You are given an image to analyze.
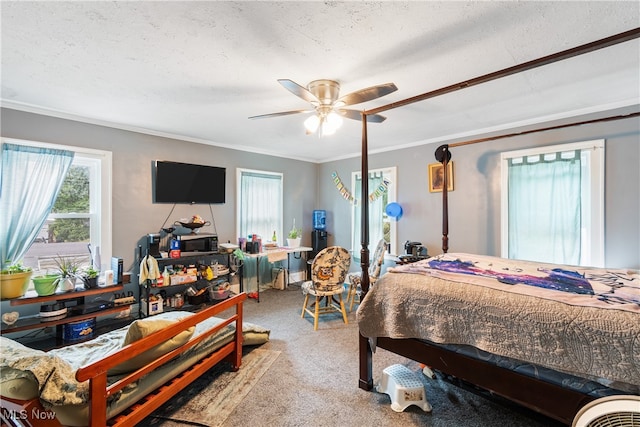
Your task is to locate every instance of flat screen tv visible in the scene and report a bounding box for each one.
[153,160,226,204]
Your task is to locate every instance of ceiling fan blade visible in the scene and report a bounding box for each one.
[338,109,387,123]
[248,109,312,120]
[336,83,398,106]
[278,79,320,105]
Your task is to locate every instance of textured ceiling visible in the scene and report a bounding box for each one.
[2,1,639,163]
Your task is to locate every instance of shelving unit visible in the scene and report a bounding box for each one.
[140,251,242,317]
[1,283,135,349]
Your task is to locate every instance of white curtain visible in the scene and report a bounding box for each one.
[353,172,385,259]
[238,171,282,289]
[239,171,282,242]
[0,143,74,268]
[508,151,581,264]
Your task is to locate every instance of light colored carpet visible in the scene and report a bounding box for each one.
[142,286,565,427]
[141,348,280,426]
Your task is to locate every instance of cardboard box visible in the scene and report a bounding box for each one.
[142,297,163,316]
[170,274,197,285]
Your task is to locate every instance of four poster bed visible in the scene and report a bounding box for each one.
[356,28,640,425]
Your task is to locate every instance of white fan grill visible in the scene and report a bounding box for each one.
[587,412,639,427]
[572,396,640,427]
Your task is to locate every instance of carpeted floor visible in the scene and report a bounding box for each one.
[141,284,566,427]
[142,348,281,427]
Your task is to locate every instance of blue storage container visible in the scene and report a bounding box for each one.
[63,318,96,343]
[313,210,326,230]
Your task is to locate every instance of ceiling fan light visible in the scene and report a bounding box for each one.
[304,114,320,132]
[326,111,343,128]
[319,112,342,136]
[321,121,337,136]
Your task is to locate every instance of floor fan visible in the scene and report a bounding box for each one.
[572,395,640,427]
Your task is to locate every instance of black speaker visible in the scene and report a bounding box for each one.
[147,233,161,258]
[308,230,328,280]
[311,230,327,256]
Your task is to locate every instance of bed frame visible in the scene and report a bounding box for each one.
[1,292,246,427]
[359,337,595,425]
[357,28,640,426]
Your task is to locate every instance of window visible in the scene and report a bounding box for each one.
[351,167,397,258]
[16,140,112,276]
[500,140,604,267]
[236,169,283,245]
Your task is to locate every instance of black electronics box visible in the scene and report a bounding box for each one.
[70,299,114,315]
[111,257,123,284]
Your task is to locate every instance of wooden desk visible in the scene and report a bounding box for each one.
[243,246,313,302]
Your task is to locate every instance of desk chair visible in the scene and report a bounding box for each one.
[301,246,351,330]
[346,239,387,312]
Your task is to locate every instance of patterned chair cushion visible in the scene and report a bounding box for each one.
[348,239,387,288]
[303,246,351,294]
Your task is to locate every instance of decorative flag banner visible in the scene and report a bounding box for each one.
[331,171,390,205]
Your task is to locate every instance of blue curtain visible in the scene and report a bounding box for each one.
[0,143,74,268]
[508,152,581,264]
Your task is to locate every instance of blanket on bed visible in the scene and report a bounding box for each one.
[357,253,640,392]
[0,313,269,407]
[394,253,640,313]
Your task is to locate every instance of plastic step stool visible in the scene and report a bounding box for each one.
[376,364,432,413]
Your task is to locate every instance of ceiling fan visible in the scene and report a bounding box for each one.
[249,79,398,137]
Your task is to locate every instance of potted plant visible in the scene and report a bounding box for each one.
[80,265,100,289]
[53,255,81,292]
[0,260,33,299]
[32,273,60,296]
[286,219,302,248]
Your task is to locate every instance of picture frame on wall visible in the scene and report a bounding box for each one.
[428,162,454,192]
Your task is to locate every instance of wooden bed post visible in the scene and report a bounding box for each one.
[435,145,451,254]
[359,113,371,295]
[358,112,374,391]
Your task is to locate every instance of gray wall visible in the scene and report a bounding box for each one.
[2,108,638,341]
[1,108,318,291]
[2,108,639,275]
[320,115,640,269]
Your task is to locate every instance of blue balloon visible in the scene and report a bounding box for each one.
[385,202,403,219]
